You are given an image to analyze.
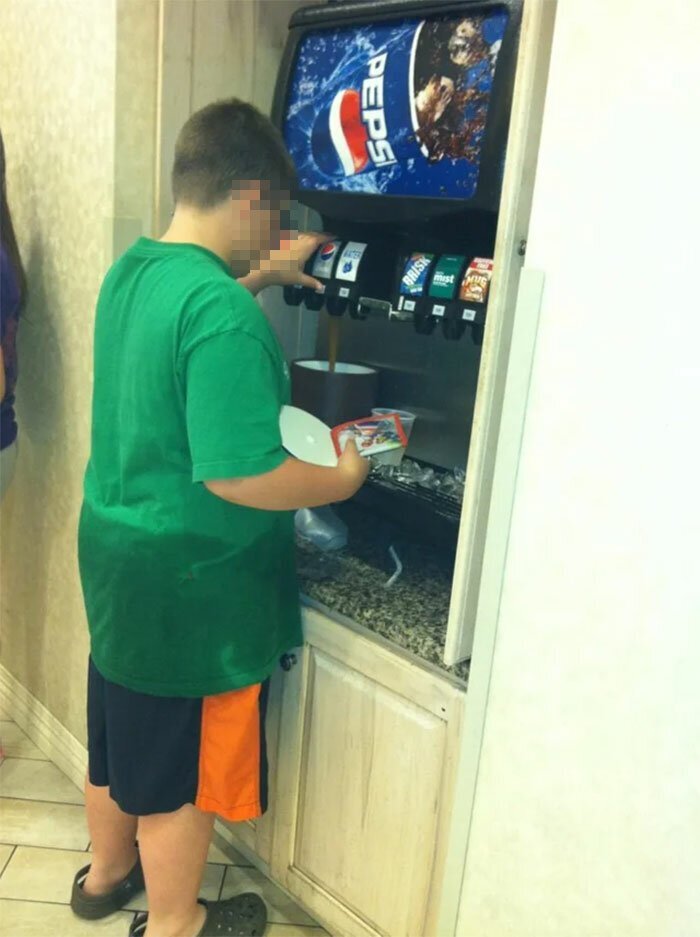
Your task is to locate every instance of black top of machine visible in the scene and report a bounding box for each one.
[272,0,523,224]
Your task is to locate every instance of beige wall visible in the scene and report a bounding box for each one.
[156,0,307,358]
[114,0,160,244]
[458,1,700,934]
[0,0,117,741]
[156,0,299,232]
[0,0,160,743]
[0,0,300,742]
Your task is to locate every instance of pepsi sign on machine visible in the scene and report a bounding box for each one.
[273,0,522,473]
[276,0,520,341]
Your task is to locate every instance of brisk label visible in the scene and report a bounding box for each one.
[404,256,431,285]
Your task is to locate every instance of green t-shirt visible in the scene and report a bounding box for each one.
[79,238,302,697]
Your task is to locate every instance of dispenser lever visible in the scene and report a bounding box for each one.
[358,296,392,316]
[388,307,415,323]
[357,296,412,322]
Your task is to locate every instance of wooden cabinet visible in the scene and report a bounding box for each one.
[270,608,465,937]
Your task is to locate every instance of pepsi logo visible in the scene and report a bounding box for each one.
[320,242,337,259]
[329,89,370,176]
[311,53,397,178]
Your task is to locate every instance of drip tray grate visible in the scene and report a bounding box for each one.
[366,474,463,525]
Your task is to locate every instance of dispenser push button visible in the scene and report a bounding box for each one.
[304,239,345,311]
[397,252,435,319]
[311,239,343,281]
[399,252,434,297]
[335,241,368,282]
[458,258,494,344]
[323,240,370,316]
[459,258,493,305]
[428,255,465,301]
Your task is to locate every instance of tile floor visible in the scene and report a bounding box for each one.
[0,716,329,937]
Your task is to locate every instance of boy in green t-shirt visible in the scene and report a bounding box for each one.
[71,100,368,937]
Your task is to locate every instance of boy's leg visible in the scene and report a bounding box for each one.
[139,804,214,937]
[82,777,139,896]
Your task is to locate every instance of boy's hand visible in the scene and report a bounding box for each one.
[337,438,370,498]
[244,232,332,294]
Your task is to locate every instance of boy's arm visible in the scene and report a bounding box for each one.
[186,326,369,510]
[205,440,368,511]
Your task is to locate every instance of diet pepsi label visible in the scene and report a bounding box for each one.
[311,239,342,280]
[335,241,368,283]
[400,253,434,296]
[283,13,508,198]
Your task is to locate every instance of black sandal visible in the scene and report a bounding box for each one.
[71,858,145,920]
[129,894,267,937]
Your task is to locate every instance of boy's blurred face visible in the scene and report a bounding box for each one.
[229,182,291,272]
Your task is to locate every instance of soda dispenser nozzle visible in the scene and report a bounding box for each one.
[325,296,346,317]
[283,284,304,307]
[413,312,437,335]
[442,313,467,341]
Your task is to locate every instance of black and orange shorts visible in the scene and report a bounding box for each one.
[87,659,269,822]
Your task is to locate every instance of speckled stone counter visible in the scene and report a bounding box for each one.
[296,503,470,684]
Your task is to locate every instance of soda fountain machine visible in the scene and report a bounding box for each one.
[272,0,523,545]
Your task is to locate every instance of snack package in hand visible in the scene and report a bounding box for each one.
[331,414,408,459]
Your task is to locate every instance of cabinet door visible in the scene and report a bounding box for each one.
[272,609,464,937]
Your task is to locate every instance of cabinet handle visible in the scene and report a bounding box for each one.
[280,653,297,671]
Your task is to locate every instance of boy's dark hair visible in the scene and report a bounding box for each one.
[172,99,296,209]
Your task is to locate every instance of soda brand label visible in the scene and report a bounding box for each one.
[429,255,466,300]
[336,241,368,282]
[460,258,494,304]
[312,240,342,279]
[400,253,434,296]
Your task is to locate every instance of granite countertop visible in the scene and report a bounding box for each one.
[296,503,470,684]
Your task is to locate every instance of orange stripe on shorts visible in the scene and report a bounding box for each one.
[195,682,263,823]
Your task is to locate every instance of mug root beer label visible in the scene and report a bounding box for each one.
[459,258,494,304]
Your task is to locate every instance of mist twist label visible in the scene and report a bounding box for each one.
[429,255,466,299]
